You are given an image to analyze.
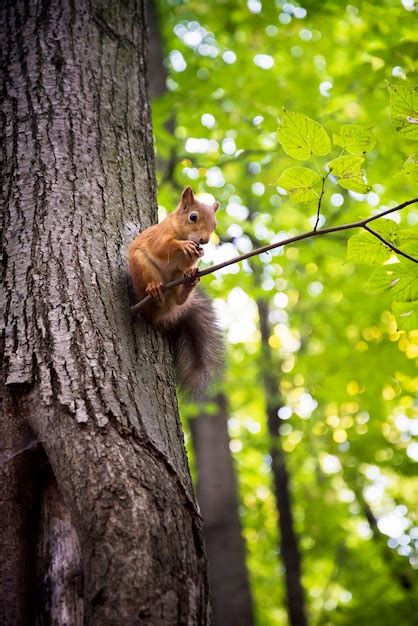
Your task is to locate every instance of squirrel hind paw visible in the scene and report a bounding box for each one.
[183,268,200,286]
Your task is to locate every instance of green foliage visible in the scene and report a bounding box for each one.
[278,110,331,160]
[333,125,376,155]
[346,234,385,265]
[154,1,418,625]
[389,83,418,140]
[277,166,322,204]
[328,155,370,193]
[346,221,401,265]
[367,257,418,302]
[392,301,418,331]
[397,154,418,182]
[272,107,415,330]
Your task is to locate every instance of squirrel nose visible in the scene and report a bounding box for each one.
[199,237,209,245]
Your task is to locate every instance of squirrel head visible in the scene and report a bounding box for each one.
[174,187,219,245]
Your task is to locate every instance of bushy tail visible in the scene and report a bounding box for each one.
[168,291,224,400]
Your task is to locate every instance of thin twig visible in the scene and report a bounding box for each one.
[314,171,330,231]
[130,197,418,314]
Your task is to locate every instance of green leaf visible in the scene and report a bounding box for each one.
[389,83,418,140]
[347,220,400,265]
[401,239,418,259]
[328,155,370,193]
[366,259,418,301]
[333,125,376,155]
[395,154,418,182]
[347,235,390,266]
[393,301,418,331]
[278,110,331,160]
[277,166,322,203]
[398,228,418,245]
[371,219,401,239]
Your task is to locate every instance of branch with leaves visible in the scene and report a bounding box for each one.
[136,84,418,328]
[131,197,418,315]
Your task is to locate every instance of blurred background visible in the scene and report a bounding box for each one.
[149,1,418,625]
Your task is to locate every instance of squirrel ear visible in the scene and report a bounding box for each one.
[181,186,194,210]
[212,201,219,212]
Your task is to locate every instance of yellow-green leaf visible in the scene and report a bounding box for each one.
[392,301,418,331]
[333,125,376,155]
[328,155,370,193]
[389,83,418,140]
[395,154,418,182]
[366,259,418,302]
[398,228,418,246]
[347,220,400,265]
[278,110,331,160]
[277,166,322,204]
[347,233,391,265]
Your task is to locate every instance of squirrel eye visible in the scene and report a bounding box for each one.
[189,212,198,223]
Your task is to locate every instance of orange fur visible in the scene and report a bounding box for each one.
[128,187,223,398]
[128,187,218,326]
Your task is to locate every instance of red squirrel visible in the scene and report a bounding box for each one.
[128,187,224,398]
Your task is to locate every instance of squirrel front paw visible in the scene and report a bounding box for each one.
[180,240,202,259]
[145,281,164,302]
[183,268,200,287]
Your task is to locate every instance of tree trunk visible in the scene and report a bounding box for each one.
[147,0,167,99]
[346,473,414,592]
[257,300,308,626]
[146,0,177,189]
[0,1,210,624]
[190,394,254,626]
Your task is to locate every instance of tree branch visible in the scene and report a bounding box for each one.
[130,197,418,315]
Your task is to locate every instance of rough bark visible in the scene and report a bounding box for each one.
[0,1,210,624]
[190,394,254,626]
[257,300,308,626]
[34,472,84,625]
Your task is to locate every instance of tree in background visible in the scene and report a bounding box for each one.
[191,394,254,626]
[153,1,418,625]
[0,1,210,623]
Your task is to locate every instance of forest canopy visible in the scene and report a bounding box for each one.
[153,1,417,625]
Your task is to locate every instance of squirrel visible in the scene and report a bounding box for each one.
[128,186,224,399]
